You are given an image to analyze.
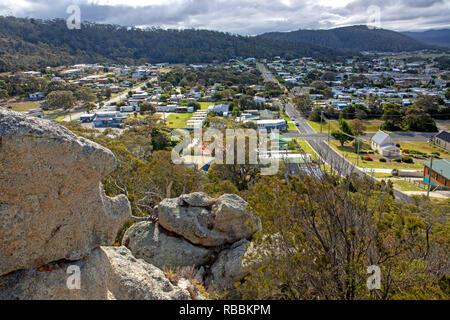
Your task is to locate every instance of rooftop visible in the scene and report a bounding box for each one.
[424,159,450,180]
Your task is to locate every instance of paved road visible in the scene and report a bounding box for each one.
[256,64,414,203]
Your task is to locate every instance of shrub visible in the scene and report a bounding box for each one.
[364,155,374,161]
[402,156,414,164]
[394,158,402,163]
[431,152,441,157]
[402,149,410,154]
[379,158,387,162]
[396,143,401,148]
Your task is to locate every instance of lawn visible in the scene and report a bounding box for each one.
[281,113,292,122]
[296,139,319,160]
[327,140,425,169]
[198,102,213,110]
[287,122,297,131]
[307,119,383,134]
[166,113,193,129]
[6,101,41,112]
[391,180,425,192]
[398,141,450,158]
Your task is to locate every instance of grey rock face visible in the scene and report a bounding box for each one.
[207,240,250,292]
[0,246,190,300]
[177,192,215,207]
[158,194,261,247]
[0,109,131,276]
[123,221,214,269]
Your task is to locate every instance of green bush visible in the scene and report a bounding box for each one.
[402,156,414,164]
[394,158,402,163]
[379,158,387,162]
[431,152,441,157]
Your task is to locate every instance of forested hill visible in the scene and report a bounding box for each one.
[0,16,348,72]
[402,29,450,48]
[260,25,440,52]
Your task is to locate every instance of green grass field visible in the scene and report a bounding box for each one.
[198,102,212,110]
[287,122,297,131]
[166,113,193,129]
[6,101,41,112]
[307,119,383,134]
[398,141,450,158]
[391,180,425,192]
[281,113,292,122]
[327,140,425,169]
[296,139,319,160]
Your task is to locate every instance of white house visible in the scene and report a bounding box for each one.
[371,131,401,158]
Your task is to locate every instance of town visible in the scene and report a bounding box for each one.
[2,52,449,200]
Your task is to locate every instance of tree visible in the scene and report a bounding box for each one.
[237,174,449,300]
[75,87,96,104]
[402,107,438,132]
[308,107,322,122]
[293,95,313,117]
[139,102,156,114]
[332,119,354,147]
[46,90,75,110]
[350,119,367,136]
[381,104,404,131]
[414,95,440,114]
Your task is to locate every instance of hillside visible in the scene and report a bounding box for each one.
[0,16,348,72]
[260,25,438,52]
[402,29,450,48]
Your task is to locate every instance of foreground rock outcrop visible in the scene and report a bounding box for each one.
[0,109,131,276]
[158,193,262,247]
[0,109,261,299]
[124,192,262,295]
[0,246,190,300]
[123,221,214,269]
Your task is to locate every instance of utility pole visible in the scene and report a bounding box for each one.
[320,110,324,134]
[356,137,361,167]
[427,155,435,200]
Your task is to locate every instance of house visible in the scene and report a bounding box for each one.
[29,92,45,101]
[93,111,128,128]
[255,119,287,132]
[432,131,450,152]
[207,104,229,116]
[423,159,450,188]
[371,131,401,157]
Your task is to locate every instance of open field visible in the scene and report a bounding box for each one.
[327,140,426,169]
[166,113,193,129]
[198,102,212,110]
[307,119,383,134]
[5,100,41,112]
[399,141,450,158]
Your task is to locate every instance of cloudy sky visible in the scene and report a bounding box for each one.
[0,0,449,34]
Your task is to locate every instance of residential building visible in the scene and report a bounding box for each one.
[432,131,450,152]
[423,159,450,188]
[371,130,401,157]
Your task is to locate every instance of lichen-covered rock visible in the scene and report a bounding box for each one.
[0,109,131,276]
[177,192,215,207]
[207,239,250,292]
[158,193,261,247]
[123,221,214,269]
[0,246,190,300]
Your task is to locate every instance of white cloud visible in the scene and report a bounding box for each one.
[1,0,449,33]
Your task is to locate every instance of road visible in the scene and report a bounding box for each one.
[258,64,414,203]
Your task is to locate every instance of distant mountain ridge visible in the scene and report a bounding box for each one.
[402,29,450,48]
[260,25,440,52]
[0,16,348,72]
